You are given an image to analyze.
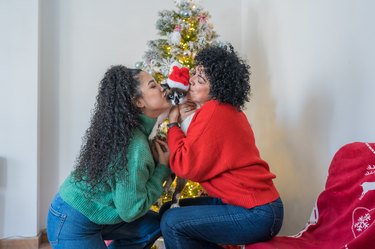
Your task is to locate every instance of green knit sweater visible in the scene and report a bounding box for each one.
[59,114,170,224]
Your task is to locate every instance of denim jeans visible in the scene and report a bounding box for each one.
[47,193,161,249]
[160,197,283,249]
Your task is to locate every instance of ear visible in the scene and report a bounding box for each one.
[161,83,170,90]
[135,97,145,109]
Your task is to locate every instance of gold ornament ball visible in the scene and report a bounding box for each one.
[153,72,165,84]
[180,42,189,50]
[163,45,172,54]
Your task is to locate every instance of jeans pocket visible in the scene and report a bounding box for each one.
[47,205,67,246]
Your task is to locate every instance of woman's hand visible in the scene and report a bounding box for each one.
[168,106,180,123]
[179,101,197,122]
[154,139,170,167]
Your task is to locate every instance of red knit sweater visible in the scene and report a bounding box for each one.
[167,100,280,208]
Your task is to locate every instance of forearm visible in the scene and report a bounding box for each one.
[167,127,207,181]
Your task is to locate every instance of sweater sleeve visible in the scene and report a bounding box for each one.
[167,102,228,182]
[112,134,171,223]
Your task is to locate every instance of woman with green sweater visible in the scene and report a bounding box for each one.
[46,65,171,249]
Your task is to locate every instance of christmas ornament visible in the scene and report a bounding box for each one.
[134,61,143,69]
[179,9,192,18]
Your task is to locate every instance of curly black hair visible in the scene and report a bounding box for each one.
[72,65,142,193]
[195,44,251,110]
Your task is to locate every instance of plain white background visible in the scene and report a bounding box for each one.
[1,0,375,239]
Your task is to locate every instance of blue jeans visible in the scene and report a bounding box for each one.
[47,193,161,249]
[160,197,283,249]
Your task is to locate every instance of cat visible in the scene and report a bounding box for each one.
[148,83,188,141]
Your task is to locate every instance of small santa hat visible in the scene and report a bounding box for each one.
[166,66,190,91]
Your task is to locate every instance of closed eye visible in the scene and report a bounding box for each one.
[148,80,157,88]
[197,75,207,84]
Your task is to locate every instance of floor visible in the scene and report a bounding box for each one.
[40,242,51,249]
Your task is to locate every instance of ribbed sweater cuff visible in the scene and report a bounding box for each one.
[154,163,171,181]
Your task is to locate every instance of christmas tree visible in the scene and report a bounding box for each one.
[136,0,221,83]
[136,0,222,211]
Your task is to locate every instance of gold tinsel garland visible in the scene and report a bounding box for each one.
[150,120,207,212]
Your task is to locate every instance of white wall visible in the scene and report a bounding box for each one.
[242,0,375,234]
[0,0,39,238]
[2,0,375,239]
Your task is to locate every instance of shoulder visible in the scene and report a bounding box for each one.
[197,100,237,117]
[192,100,247,133]
[188,100,236,132]
[126,129,154,168]
[127,128,150,154]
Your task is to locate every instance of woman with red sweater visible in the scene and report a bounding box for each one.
[160,44,284,248]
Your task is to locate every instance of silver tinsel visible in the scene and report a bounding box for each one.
[168,31,181,45]
[156,10,175,34]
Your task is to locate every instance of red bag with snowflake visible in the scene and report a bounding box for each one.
[246,142,375,249]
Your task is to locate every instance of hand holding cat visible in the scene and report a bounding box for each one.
[154,139,170,166]
[168,105,180,123]
[179,101,196,122]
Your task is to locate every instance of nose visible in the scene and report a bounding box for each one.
[189,76,196,86]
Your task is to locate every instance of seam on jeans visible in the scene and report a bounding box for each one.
[175,213,241,229]
[167,217,231,249]
[49,205,67,246]
[165,214,225,248]
[164,219,184,249]
[269,203,277,237]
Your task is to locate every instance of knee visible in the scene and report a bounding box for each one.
[160,208,180,236]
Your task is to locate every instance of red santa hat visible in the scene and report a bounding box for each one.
[166,66,190,91]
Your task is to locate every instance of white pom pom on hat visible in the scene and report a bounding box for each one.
[166,66,190,91]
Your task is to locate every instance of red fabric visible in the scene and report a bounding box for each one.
[167,100,279,209]
[221,246,242,249]
[246,142,375,249]
[167,66,190,90]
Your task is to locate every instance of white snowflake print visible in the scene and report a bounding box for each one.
[354,213,371,232]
